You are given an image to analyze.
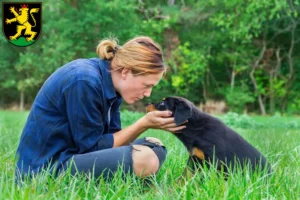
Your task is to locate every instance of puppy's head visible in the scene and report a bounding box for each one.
[146,96,192,125]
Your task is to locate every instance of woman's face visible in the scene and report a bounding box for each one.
[115,69,164,104]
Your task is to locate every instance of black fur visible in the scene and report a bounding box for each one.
[151,96,271,175]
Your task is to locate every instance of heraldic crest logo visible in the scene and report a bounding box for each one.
[2,2,42,47]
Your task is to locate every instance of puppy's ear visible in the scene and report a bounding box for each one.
[174,101,192,125]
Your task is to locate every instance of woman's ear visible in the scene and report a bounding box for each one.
[121,68,131,80]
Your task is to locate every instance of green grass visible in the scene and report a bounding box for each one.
[0,110,299,199]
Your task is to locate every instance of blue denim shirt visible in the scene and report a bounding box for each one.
[16,58,122,176]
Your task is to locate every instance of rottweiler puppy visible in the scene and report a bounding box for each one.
[146,96,271,177]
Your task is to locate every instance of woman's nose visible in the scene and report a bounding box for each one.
[143,88,152,97]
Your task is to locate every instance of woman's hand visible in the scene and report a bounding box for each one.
[138,111,187,133]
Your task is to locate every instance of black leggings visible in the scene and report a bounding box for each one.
[60,137,167,179]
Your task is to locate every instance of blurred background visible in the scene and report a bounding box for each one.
[0,0,299,115]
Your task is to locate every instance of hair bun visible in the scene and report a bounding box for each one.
[96,39,118,60]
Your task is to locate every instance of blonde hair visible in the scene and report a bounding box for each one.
[96,36,166,75]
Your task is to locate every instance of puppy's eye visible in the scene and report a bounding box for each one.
[159,101,166,107]
[158,101,167,111]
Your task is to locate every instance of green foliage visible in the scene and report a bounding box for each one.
[208,0,292,43]
[288,99,300,115]
[221,86,255,113]
[168,42,208,102]
[1,0,300,115]
[220,112,262,129]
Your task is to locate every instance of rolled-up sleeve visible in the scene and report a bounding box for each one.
[64,80,114,153]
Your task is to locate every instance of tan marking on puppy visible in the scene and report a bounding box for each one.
[192,147,205,160]
[146,104,157,113]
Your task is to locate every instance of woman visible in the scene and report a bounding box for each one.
[16,36,186,181]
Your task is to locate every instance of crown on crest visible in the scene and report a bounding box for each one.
[21,4,28,8]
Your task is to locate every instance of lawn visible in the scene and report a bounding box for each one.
[0,110,299,199]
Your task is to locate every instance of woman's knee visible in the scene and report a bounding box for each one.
[132,145,159,177]
[132,141,167,177]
